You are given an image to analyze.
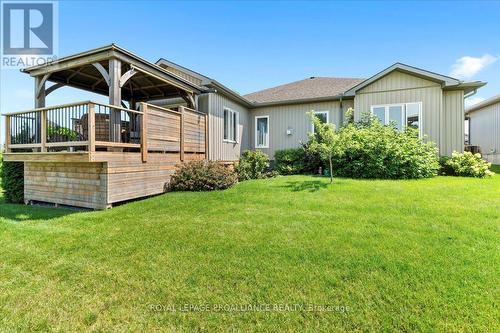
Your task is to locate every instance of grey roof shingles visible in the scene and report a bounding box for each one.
[244,77,365,104]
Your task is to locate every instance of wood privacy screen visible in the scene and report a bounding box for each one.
[140,103,207,161]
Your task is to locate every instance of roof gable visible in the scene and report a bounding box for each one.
[357,70,442,94]
[344,63,461,96]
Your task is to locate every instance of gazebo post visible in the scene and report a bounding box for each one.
[109,58,122,142]
[34,75,46,146]
[34,75,46,108]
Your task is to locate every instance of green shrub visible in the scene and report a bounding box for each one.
[0,158,24,203]
[265,170,280,178]
[274,148,307,175]
[441,151,494,178]
[309,115,440,179]
[47,126,79,142]
[273,146,326,175]
[439,156,455,176]
[170,160,237,191]
[300,142,326,174]
[343,107,355,125]
[235,150,271,180]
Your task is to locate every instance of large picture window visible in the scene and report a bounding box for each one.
[255,116,269,148]
[223,107,238,142]
[370,102,422,136]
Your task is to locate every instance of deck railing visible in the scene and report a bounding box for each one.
[4,101,143,153]
[4,101,208,161]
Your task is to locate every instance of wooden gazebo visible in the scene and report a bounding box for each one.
[3,44,209,209]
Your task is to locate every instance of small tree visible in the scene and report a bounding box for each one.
[343,107,354,125]
[307,112,340,183]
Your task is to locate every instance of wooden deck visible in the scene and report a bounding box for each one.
[3,101,207,209]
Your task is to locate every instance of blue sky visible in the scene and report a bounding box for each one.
[1,0,500,140]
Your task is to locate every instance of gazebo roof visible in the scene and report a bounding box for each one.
[22,44,205,102]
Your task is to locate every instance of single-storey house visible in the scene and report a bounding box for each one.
[2,44,486,208]
[156,58,485,159]
[465,94,500,164]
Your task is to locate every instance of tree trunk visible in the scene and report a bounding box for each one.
[329,154,333,183]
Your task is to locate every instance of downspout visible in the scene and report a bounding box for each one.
[339,93,343,125]
[201,89,216,161]
[464,88,478,99]
[463,89,477,148]
[463,88,478,119]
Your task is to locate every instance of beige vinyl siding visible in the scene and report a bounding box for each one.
[206,93,250,161]
[163,66,203,86]
[353,70,464,155]
[359,70,441,93]
[442,90,465,155]
[250,100,352,158]
[468,101,500,164]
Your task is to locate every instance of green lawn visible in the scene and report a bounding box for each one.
[0,170,499,332]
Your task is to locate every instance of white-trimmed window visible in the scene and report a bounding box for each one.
[370,102,422,136]
[255,115,269,148]
[223,107,238,142]
[311,111,329,133]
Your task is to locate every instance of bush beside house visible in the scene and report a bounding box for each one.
[0,158,24,203]
[328,117,440,179]
[300,142,326,174]
[278,112,441,180]
[273,113,496,180]
[169,160,237,191]
[273,145,325,175]
[440,152,494,178]
[235,150,276,180]
[273,148,307,175]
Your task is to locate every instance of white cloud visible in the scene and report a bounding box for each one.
[450,54,497,79]
[465,96,485,108]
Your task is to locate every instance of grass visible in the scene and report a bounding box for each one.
[0,170,499,332]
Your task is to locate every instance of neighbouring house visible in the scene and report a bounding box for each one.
[2,44,486,209]
[465,94,500,164]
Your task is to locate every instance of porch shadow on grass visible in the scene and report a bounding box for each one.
[282,179,329,192]
[0,199,77,222]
